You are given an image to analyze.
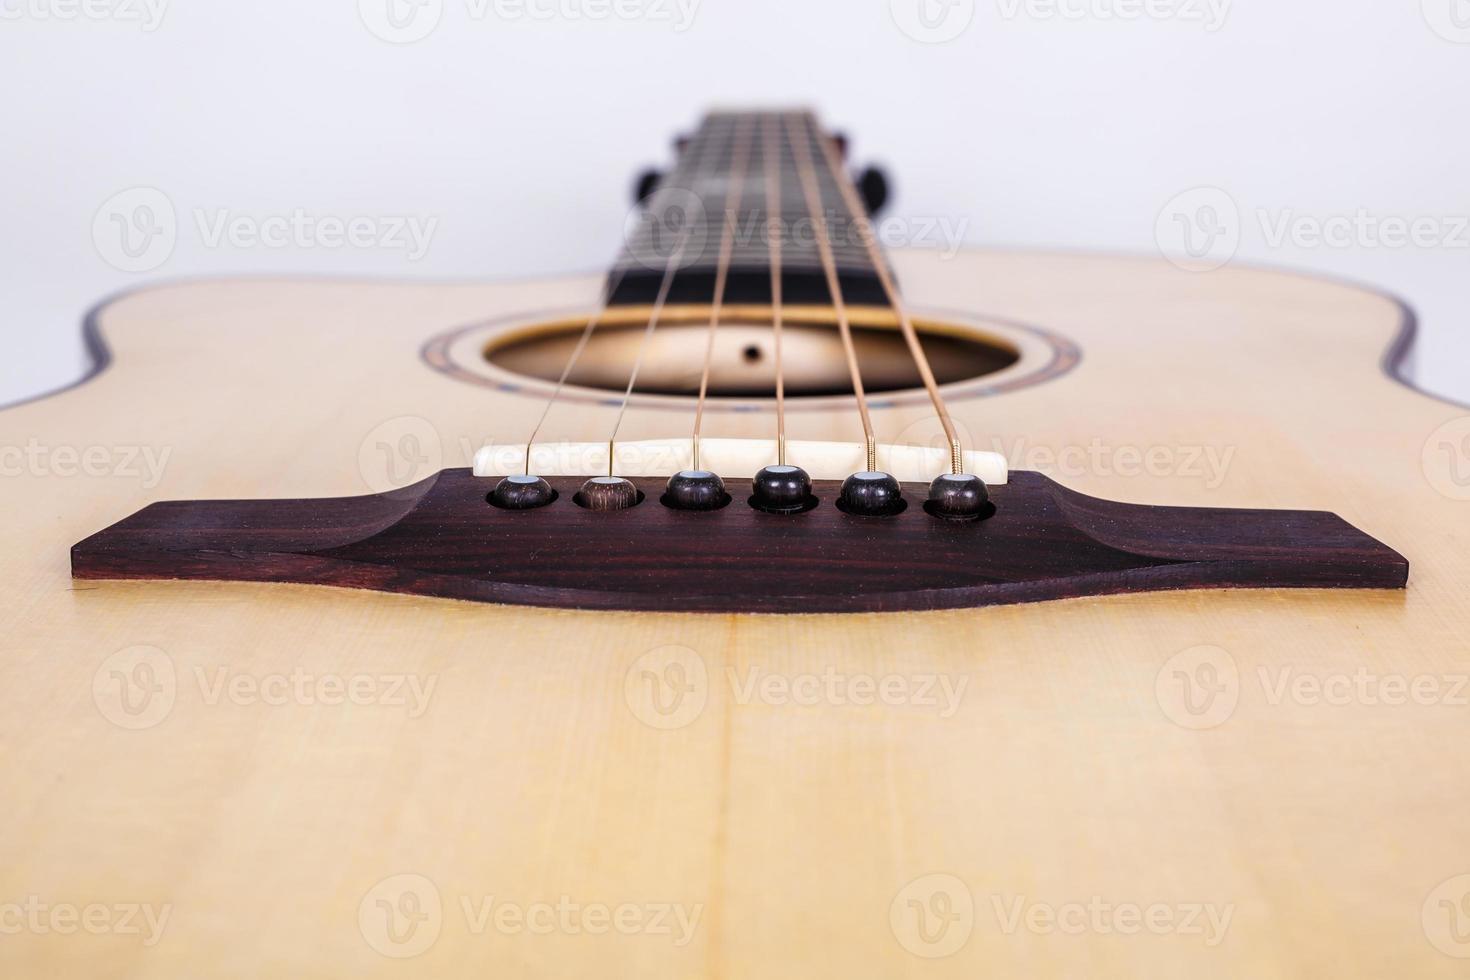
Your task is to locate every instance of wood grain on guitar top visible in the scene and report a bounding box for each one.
[2,250,1468,978]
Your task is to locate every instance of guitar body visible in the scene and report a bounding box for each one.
[4,248,1467,977]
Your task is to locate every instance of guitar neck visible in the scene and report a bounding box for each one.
[608,109,889,307]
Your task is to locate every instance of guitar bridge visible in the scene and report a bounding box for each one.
[71,470,1408,613]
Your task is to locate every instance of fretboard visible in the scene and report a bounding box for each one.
[607,110,889,307]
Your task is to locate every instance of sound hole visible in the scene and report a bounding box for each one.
[482,307,1020,399]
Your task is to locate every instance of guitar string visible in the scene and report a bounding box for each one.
[524,112,932,481]
[784,110,878,473]
[604,116,730,475]
[762,113,788,466]
[520,266,629,475]
[812,125,968,475]
[521,117,723,476]
[689,113,755,472]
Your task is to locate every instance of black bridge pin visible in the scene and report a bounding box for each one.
[488,474,556,510]
[576,476,641,511]
[662,470,731,511]
[925,473,990,521]
[837,471,906,517]
[750,464,817,514]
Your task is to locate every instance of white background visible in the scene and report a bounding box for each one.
[1,0,1467,406]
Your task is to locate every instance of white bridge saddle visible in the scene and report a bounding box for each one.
[472,439,1009,484]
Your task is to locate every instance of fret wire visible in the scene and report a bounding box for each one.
[784,111,878,472]
[812,122,967,475]
[604,115,731,474]
[690,113,755,472]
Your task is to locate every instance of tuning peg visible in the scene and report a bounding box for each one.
[831,131,850,159]
[856,165,890,216]
[633,169,663,206]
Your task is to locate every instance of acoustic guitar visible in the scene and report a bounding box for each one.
[4,109,1467,977]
